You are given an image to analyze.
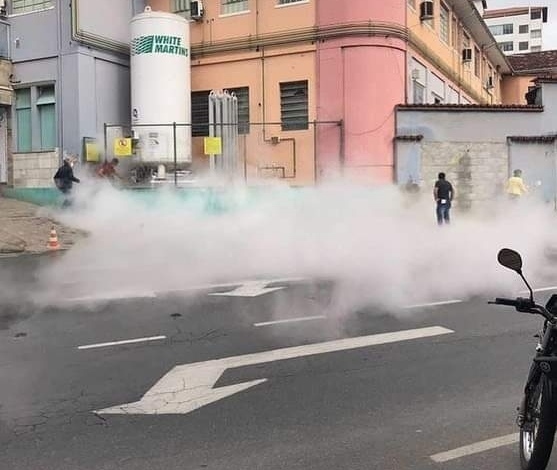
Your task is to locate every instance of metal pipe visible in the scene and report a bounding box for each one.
[103,123,108,162]
[173,121,177,186]
[339,119,345,175]
[313,120,317,184]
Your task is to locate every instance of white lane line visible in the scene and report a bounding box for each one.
[254,315,326,327]
[520,286,557,294]
[430,433,519,463]
[78,335,166,350]
[403,300,463,309]
[65,292,157,303]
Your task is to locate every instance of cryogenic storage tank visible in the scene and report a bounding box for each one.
[130,6,191,163]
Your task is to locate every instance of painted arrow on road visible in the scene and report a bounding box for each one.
[96,326,453,416]
[208,280,287,297]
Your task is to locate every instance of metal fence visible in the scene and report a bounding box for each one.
[100,120,344,186]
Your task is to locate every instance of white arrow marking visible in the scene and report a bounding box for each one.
[208,280,286,297]
[96,326,453,416]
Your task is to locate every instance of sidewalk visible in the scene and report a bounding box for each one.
[0,196,86,255]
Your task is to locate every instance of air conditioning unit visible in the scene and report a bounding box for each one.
[190,0,204,21]
[420,1,434,21]
[486,76,494,89]
[462,48,473,63]
[411,69,421,80]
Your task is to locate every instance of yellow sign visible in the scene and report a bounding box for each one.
[85,142,100,162]
[204,137,222,155]
[114,138,132,156]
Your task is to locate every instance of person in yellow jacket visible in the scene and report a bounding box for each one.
[506,169,528,200]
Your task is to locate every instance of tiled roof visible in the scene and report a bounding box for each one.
[508,50,557,73]
[483,6,546,19]
[397,104,543,112]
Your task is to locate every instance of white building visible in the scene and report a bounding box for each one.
[483,6,548,55]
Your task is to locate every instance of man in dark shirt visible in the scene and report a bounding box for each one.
[433,172,454,225]
[53,157,80,207]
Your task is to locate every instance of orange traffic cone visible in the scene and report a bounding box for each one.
[48,227,60,251]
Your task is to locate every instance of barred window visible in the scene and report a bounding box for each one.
[280,80,308,131]
[12,0,52,14]
[222,0,249,14]
[439,3,449,44]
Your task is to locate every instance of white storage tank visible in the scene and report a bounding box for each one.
[130,6,191,164]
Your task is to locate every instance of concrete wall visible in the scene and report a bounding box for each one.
[12,151,59,188]
[396,81,557,209]
[420,141,508,209]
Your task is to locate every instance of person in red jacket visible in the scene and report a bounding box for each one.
[96,158,123,182]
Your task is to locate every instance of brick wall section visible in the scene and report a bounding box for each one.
[420,142,508,210]
[12,151,59,188]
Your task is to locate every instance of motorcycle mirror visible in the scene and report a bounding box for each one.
[497,248,523,273]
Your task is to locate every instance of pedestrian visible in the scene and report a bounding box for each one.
[506,169,528,200]
[53,156,80,208]
[433,172,454,225]
[96,158,123,182]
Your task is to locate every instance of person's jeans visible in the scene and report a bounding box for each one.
[436,201,451,225]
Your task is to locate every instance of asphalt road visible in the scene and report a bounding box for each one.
[2,257,557,469]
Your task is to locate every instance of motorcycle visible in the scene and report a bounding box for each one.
[491,248,557,470]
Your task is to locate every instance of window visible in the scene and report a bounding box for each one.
[519,41,529,51]
[221,0,249,14]
[11,0,52,14]
[519,25,529,34]
[171,0,188,13]
[531,46,542,52]
[191,91,210,137]
[499,41,513,52]
[191,87,250,137]
[432,93,443,104]
[489,23,513,35]
[531,9,541,20]
[474,46,480,77]
[37,86,56,149]
[531,29,542,39]
[451,17,458,48]
[439,4,449,43]
[413,82,425,104]
[15,89,31,152]
[463,32,470,48]
[15,85,57,152]
[280,80,308,131]
[229,87,250,134]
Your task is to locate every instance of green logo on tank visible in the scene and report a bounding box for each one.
[131,35,188,56]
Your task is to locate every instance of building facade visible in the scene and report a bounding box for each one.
[483,6,548,55]
[501,50,557,104]
[4,0,145,188]
[146,0,509,185]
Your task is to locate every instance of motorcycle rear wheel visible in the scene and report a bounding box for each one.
[520,376,557,470]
